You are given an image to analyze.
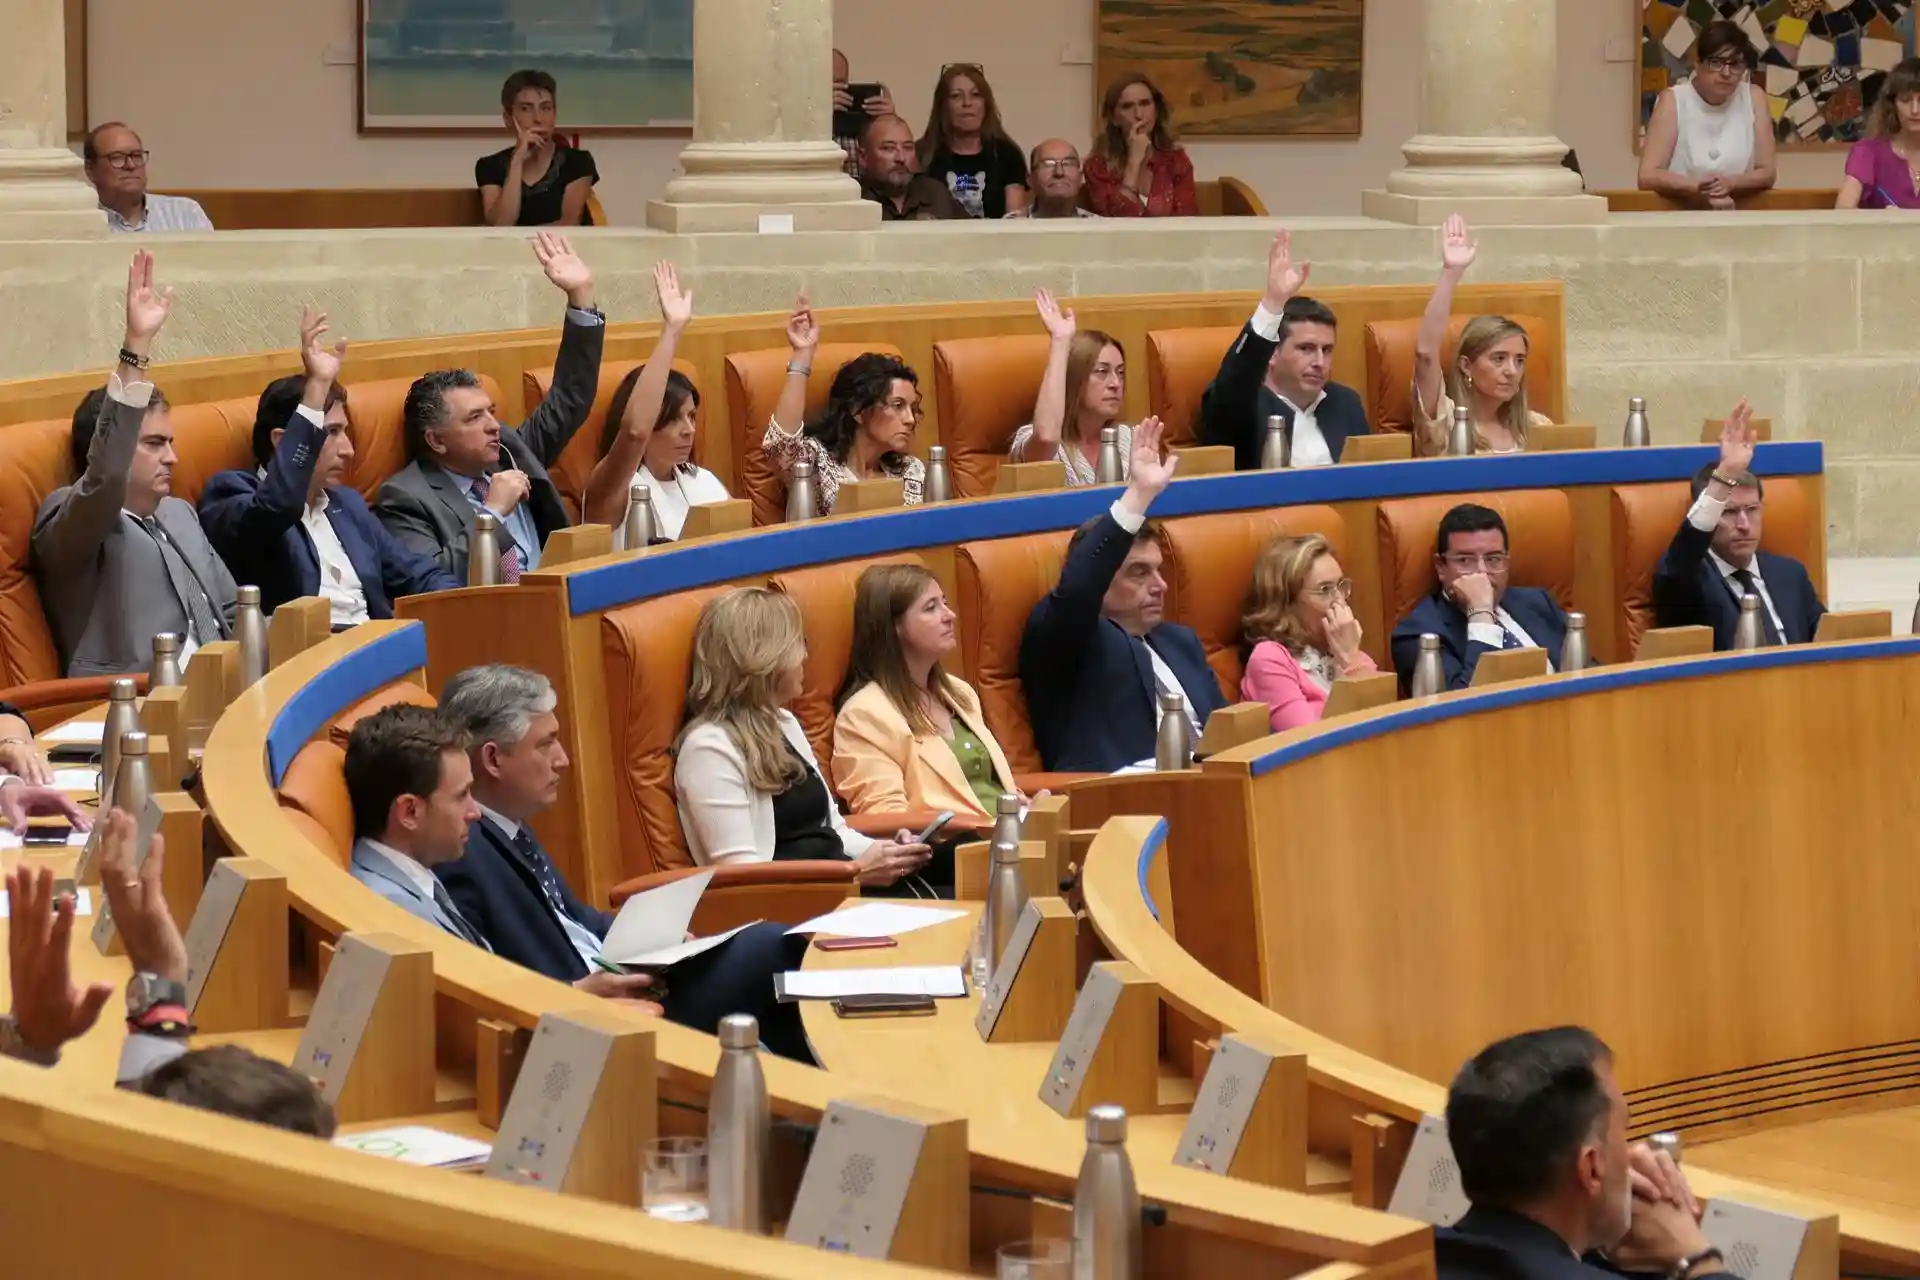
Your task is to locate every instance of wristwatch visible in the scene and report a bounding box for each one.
[126,972,188,1021]
[1667,1247,1724,1280]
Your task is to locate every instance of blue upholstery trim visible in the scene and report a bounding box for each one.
[1247,635,1920,780]
[266,624,429,786]
[566,442,1823,617]
[1135,817,1170,923]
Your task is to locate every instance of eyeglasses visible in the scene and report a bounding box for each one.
[1035,158,1081,174]
[1701,53,1746,72]
[1442,552,1510,572]
[941,62,984,78]
[1305,578,1354,602]
[100,149,151,170]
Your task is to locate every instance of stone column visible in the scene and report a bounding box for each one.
[645,0,878,232]
[0,0,105,237]
[1362,0,1604,226]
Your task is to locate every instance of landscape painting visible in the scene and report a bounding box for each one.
[1096,0,1365,137]
[360,0,693,132]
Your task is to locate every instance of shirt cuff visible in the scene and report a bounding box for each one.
[1686,489,1727,532]
[292,402,326,429]
[106,370,155,410]
[116,1031,190,1085]
[1467,622,1506,649]
[1109,498,1145,535]
[565,306,606,327]
[1250,302,1285,343]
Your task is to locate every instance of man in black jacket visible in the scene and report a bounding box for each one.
[1438,1027,1738,1280]
[1198,229,1371,468]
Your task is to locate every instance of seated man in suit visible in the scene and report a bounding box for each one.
[374,232,605,581]
[1392,503,1570,691]
[200,309,458,626]
[1198,229,1370,469]
[1020,419,1227,772]
[33,250,238,678]
[433,664,813,1063]
[1653,400,1824,648]
[1438,1026,1738,1280]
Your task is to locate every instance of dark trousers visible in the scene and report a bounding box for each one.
[660,923,814,1064]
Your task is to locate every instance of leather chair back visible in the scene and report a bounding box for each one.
[276,681,438,868]
[600,585,729,878]
[166,397,259,505]
[1376,489,1577,626]
[1609,478,1814,655]
[337,373,506,505]
[768,554,925,778]
[1364,314,1558,436]
[1146,326,1238,446]
[1161,506,1351,695]
[523,358,706,522]
[725,344,905,527]
[954,529,1071,772]
[932,335,1050,496]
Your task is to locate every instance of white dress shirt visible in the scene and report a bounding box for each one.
[101,193,215,233]
[272,403,370,628]
[1689,491,1787,638]
[1467,607,1558,673]
[1248,302,1335,468]
[1108,499,1201,735]
[477,803,602,968]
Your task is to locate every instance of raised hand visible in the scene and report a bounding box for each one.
[124,249,174,345]
[532,230,594,309]
[1034,287,1076,342]
[784,294,819,354]
[1717,397,1755,473]
[1264,229,1311,309]
[1125,415,1179,498]
[652,261,693,330]
[5,863,112,1058]
[299,306,347,384]
[97,807,189,984]
[1440,213,1478,274]
[832,85,855,112]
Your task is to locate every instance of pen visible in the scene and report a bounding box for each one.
[590,955,625,974]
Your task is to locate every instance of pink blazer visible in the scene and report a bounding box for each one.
[1240,640,1378,732]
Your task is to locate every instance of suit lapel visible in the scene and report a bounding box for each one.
[1113,620,1160,711]
[421,462,478,533]
[354,843,454,931]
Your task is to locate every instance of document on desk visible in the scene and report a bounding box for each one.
[52,768,101,793]
[336,1125,493,1171]
[785,903,966,938]
[776,965,968,1000]
[599,869,761,968]
[40,721,104,745]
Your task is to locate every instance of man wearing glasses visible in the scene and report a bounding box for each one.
[1391,502,1571,691]
[83,123,213,233]
[1006,140,1098,219]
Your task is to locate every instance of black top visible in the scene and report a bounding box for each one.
[922,138,1026,219]
[770,743,842,862]
[474,145,600,226]
[1197,319,1372,468]
[1437,1205,1745,1280]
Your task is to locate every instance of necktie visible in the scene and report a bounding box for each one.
[1729,568,1781,645]
[1140,635,1201,739]
[469,478,524,584]
[139,516,225,644]
[510,828,571,919]
[1499,622,1526,651]
[431,880,491,951]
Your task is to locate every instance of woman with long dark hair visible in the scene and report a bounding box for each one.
[1083,74,1196,217]
[915,63,1027,219]
[1837,58,1920,209]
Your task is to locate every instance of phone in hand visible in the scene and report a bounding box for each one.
[832,993,936,1018]
[913,810,956,846]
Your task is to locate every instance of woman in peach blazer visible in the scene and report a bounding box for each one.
[832,563,1017,823]
[1239,533,1377,732]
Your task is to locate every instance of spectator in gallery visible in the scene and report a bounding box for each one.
[477,69,600,227]
[857,115,962,220]
[83,123,214,233]
[916,63,1028,219]
[1005,140,1099,218]
[1412,215,1555,456]
[1837,57,1920,209]
[1009,288,1135,485]
[1084,75,1197,218]
[1240,533,1378,732]
[833,48,896,178]
[584,261,731,546]
[1637,19,1775,210]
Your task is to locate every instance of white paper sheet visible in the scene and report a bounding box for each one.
[599,868,714,962]
[39,721,105,745]
[52,768,101,794]
[778,965,967,1000]
[613,921,756,969]
[336,1125,493,1169]
[0,888,91,918]
[785,903,966,939]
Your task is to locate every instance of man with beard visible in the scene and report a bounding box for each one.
[857,116,962,221]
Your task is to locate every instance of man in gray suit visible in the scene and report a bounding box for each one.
[32,249,238,678]
[373,231,606,582]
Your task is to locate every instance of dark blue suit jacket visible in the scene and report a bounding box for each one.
[1391,586,1570,692]
[1196,318,1371,469]
[1436,1207,1702,1280]
[1651,517,1824,650]
[1020,510,1228,772]
[198,411,457,619]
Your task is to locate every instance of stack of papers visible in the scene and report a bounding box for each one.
[599,869,759,968]
[40,722,105,745]
[776,965,968,1000]
[335,1125,493,1171]
[51,768,101,794]
[785,903,966,938]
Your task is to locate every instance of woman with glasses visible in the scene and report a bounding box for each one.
[1239,534,1377,732]
[1637,20,1775,210]
[760,296,926,516]
[1084,75,1197,218]
[917,63,1027,219]
[1009,289,1142,485]
[1836,58,1920,209]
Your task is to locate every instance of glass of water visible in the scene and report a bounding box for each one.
[997,1239,1073,1280]
[641,1136,709,1222]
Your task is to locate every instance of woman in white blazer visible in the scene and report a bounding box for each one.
[674,587,930,887]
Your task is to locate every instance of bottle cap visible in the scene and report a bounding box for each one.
[997,792,1022,816]
[1100,426,1118,442]
[1086,1104,1128,1143]
[1629,396,1646,410]
[1419,633,1440,651]
[792,459,815,477]
[237,584,261,606]
[929,445,948,460]
[474,510,500,531]
[120,731,149,757]
[152,633,180,654]
[109,677,137,701]
[1267,414,1284,431]
[1566,612,1586,629]
[718,1013,760,1049]
[1159,690,1183,709]
[1739,594,1760,611]
[992,836,1022,863]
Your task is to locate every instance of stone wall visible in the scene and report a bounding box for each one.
[1,213,1910,552]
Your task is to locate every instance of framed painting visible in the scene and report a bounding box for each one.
[1095,0,1365,138]
[359,0,693,134]
[1638,0,1918,149]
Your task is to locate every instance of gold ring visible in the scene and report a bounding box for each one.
[121,880,138,890]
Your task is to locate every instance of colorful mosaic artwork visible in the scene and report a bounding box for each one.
[1639,0,1918,147]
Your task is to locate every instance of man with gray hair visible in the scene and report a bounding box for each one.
[434,663,813,1062]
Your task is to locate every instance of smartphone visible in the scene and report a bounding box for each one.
[832,994,937,1018]
[913,810,957,846]
[47,744,101,765]
[832,83,883,142]
[815,936,899,953]
[24,824,76,847]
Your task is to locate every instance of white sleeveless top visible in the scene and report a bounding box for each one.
[1669,79,1754,178]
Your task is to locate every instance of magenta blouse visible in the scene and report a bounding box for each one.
[1844,137,1920,209]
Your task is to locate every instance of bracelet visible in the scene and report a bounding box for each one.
[1467,610,1498,622]
[786,362,812,377]
[1709,472,1741,487]
[118,346,152,371]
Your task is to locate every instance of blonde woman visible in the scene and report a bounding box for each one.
[1009,289,1135,486]
[1411,215,1554,456]
[833,563,1019,826]
[1240,534,1377,733]
[674,588,930,886]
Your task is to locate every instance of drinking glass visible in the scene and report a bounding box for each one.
[641,1136,709,1222]
[997,1239,1073,1280]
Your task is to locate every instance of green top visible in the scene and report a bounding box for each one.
[946,723,1003,815]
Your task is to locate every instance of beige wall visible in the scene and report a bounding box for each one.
[86,0,1849,225]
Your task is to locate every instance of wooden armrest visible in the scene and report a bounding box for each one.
[843,809,992,839]
[1015,771,1100,795]
[0,675,149,731]
[608,859,858,908]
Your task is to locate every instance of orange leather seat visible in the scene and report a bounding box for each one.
[1161,506,1351,695]
[337,373,505,505]
[724,343,906,527]
[523,358,705,522]
[1376,489,1577,628]
[954,530,1072,773]
[1609,478,1815,656]
[277,681,438,868]
[1364,314,1560,437]
[932,334,1050,496]
[1146,326,1238,446]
